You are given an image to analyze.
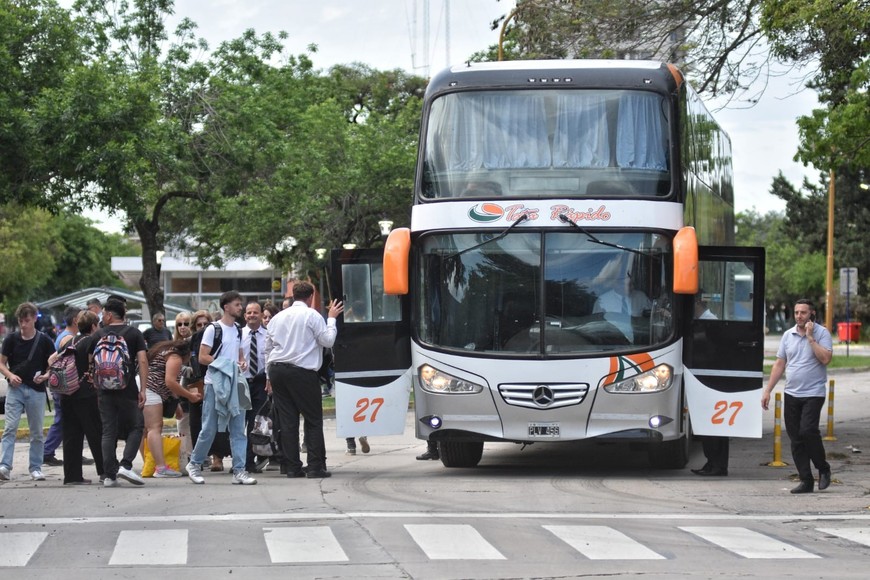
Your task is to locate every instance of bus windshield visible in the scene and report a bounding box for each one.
[422,89,671,199]
[417,231,673,354]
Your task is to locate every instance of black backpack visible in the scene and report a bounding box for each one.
[190,321,242,379]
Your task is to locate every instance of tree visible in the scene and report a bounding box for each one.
[31,212,141,301]
[39,0,309,315]
[761,1,870,169]
[168,63,423,275]
[0,204,60,311]
[0,0,81,203]
[735,208,824,306]
[480,0,769,103]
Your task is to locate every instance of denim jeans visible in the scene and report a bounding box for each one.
[43,392,63,457]
[190,383,248,473]
[0,384,47,473]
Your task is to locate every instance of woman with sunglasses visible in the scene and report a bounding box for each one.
[173,312,193,341]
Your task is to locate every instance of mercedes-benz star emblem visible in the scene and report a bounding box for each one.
[532,385,554,407]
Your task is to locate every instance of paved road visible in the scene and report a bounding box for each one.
[1,368,870,578]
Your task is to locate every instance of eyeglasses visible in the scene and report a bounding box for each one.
[195,322,207,328]
[177,321,190,326]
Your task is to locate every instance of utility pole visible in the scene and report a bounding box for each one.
[825,169,835,332]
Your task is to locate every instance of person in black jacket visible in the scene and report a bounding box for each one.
[57,310,105,484]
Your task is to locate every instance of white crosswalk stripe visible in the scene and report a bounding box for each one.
[109,529,189,565]
[817,527,870,547]
[4,521,866,566]
[0,532,48,567]
[404,524,506,559]
[545,525,666,560]
[680,526,820,559]
[263,526,349,563]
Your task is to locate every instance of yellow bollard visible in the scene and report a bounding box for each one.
[767,392,788,467]
[823,379,837,441]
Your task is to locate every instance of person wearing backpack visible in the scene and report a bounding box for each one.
[49,310,105,485]
[186,290,256,485]
[0,302,56,482]
[81,298,149,487]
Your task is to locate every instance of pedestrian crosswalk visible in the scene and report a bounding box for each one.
[2,522,868,567]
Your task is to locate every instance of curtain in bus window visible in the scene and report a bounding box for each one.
[484,94,550,169]
[552,93,610,168]
[432,93,550,172]
[616,93,667,170]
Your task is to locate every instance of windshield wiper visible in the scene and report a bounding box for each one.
[557,214,657,258]
[445,214,530,261]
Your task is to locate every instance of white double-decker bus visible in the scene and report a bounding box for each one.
[332,60,765,469]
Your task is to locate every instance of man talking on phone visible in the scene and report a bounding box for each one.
[761,299,833,494]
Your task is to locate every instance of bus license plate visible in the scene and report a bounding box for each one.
[528,423,560,438]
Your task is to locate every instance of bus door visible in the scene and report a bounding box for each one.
[684,246,765,438]
[328,248,412,437]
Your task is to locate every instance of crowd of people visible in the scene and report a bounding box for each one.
[0,282,347,486]
[0,290,836,494]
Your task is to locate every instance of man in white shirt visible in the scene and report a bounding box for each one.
[186,291,256,485]
[265,282,343,479]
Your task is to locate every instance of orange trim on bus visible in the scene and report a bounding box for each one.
[673,226,698,294]
[383,227,411,295]
[666,63,684,88]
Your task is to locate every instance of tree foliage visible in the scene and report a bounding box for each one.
[761,1,870,169]
[0,0,81,204]
[0,204,59,311]
[1,1,425,314]
[482,0,769,103]
[167,62,422,274]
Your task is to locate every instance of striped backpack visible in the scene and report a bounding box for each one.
[92,332,131,390]
[47,337,82,396]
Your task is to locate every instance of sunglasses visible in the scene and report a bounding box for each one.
[195,322,207,328]
[177,321,191,326]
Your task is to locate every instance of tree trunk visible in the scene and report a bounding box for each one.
[136,221,165,317]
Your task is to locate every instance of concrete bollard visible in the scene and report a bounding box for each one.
[767,392,788,467]
[823,379,837,441]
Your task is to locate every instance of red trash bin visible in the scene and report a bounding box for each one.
[837,321,862,342]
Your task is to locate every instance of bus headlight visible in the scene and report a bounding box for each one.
[419,364,483,394]
[604,364,674,393]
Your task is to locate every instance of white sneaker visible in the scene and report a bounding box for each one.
[117,466,145,485]
[232,470,257,485]
[186,461,205,484]
[30,469,46,481]
[345,448,356,456]
[360,436,370,454]
[154,465,183,478]
[0,465,10,480]
[103,477,119,487]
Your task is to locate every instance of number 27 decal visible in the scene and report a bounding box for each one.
[353,397,385,423]
[711,400,743,426]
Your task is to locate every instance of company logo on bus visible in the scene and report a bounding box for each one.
[468,203,611,224]
[468,203,506,222]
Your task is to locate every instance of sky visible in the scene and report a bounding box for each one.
[85,0,820,231]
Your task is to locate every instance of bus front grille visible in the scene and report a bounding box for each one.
[497,383,590,409]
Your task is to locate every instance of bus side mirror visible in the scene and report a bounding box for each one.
[384,227,411,295]
[673,226,698,294]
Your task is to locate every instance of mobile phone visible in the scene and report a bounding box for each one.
[810,313,816,322]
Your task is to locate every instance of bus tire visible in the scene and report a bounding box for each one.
[439,441,484,468]
[648,435,689,469]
